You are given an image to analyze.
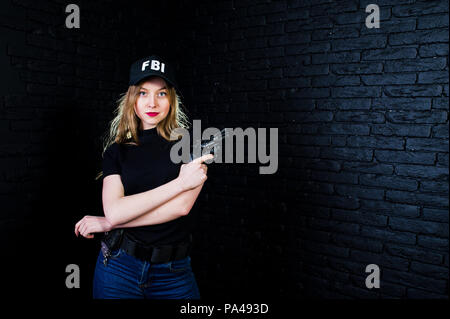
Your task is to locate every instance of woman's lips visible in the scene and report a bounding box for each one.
[146,112,159,117]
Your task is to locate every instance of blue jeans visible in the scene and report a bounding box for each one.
[93,247,201,299]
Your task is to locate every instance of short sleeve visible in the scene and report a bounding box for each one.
[102,143,121,178]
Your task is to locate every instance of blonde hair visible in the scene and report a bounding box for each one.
[95,79,190,180]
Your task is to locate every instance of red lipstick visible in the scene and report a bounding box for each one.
[146,112,159,117]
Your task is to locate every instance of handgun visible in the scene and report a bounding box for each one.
[190,128,230,163]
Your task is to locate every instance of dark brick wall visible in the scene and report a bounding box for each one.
[0,0,448,300]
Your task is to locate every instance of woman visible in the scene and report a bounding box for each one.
[74,55,213,299]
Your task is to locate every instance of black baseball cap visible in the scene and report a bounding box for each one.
[128,55,182,97]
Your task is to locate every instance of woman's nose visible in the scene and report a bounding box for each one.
[148,94,157,108]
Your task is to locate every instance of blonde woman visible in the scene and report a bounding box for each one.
[74,55,212,299]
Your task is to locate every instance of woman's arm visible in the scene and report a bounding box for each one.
[103,154,212,227]
[114,183,203,228]
[74,168,207,238]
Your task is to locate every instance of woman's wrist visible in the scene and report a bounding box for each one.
[175,176,187,193]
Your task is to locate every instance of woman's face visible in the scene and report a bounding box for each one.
[134,77,171,130]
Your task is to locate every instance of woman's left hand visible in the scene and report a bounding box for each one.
[75,216,113,239]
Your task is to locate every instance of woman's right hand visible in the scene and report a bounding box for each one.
[177,154,214,191]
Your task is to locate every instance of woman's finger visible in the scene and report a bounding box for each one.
[75,219,84,237]
[74,219,83,235]
[83,225,93,238]
[192,153,214,164]
[79,222,88,237]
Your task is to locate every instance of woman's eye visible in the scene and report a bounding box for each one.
[158,92,167,97]
[139,91,146,96]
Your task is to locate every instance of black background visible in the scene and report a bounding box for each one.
[0,0,448,306]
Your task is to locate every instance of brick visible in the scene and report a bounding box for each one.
[347,136,404,149]
[437,153,448,166]
[334,279,380,299]
[310,1,358,16]
[336,183,385,199]
[384,243,443,265]
[389,217,448,237]
[419,43,449,57]
[332,86,381,98]
[387,189,449,208]
[268,33,310,46]
[332,62,383,75]
[269,55,310,68]
[385,110,447,123]
[285,87,329,98]
[383,268,447,294]
[299,16,334,31]
[284,64,329,76]
[335,111,385,123]
[395,164,449,179]
[362,47,417,61]
[317,98,371,110]
[285,42,331,55]
[321,147,373,161]
[375,150,436,165]
[312,75,360,87]
[411,262,448,279]
[420,180,449,193]
[389,29,449,45]
[422,208,449,223]
[392,0,449,17]
[350,250,410,271]
[310,170,359,185]
[360,0,414,6]
[313,26,359,40]
[384,85,442,97]
[362,18,417,35]
[312,52,360,64]
[332,209,387,227]
[406,138,448,152]
[309,193,360,209]
[361,73,416,85]
[332,35,387,51]
[342,162,394,175]
[328,256,364,274]
[371,123,431,137]
[418,71,449,84]
[334,7,391,25]
[319,123,370,135]
[384,58,447,72]
[372,97,432,111]
[360,200,420,217]
[360,226,416,245]
[360,174,419,192]
[417,14,449,29]
[432,97,449,110]
[248,2,287,15]
[417,235,449,252]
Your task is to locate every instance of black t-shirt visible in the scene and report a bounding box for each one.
[102,127,193,246]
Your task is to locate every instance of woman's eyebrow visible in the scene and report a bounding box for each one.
[140,86,167,91]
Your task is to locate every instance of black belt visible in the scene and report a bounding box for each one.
[119,234,192,264]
